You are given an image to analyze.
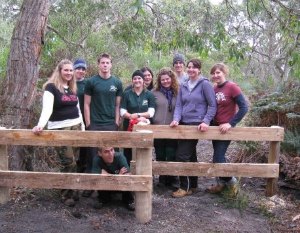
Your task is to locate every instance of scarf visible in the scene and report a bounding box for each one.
[160,87,173,112]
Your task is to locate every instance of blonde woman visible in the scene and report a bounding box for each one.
[33,59,84,207]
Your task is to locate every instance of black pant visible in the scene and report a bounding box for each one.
[97,191,134,204]
[176,139,198,190]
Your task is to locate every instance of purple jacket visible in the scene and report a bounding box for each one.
[173,77,217,125]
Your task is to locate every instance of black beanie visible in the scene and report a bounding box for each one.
[132,70,144,79]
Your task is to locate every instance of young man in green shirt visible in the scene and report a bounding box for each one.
[92,147,135,211]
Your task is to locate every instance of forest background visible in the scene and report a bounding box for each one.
[0,0,299,185]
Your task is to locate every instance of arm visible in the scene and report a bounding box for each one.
[230,94,248,127]
[115,96,121,126]
[171,87,182,127]
[32,91,54,134]
[84,94,91,128]
[77,102,85,131]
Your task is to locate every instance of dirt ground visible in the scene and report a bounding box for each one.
[0,141,299,233]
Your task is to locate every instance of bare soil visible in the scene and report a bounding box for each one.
[0,141,299,233]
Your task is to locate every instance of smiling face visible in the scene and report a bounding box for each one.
[132,75,144,88]
[173,61,185,74]
[187,62,201,80]
[160,74,172,89]
[143,70,153,87]
[74,67,86,81]
[211,68,226,85]
[60,64,74,84]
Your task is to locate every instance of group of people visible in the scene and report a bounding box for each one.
[32,52,248,210]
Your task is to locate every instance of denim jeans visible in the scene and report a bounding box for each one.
[212,140,232,182]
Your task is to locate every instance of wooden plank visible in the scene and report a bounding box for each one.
[0,129,153,148]
[131,161,279,178]
[0,171,152,192]
[266,141,280,196]
[135,148,153,223]
[134,125,284,141]
[0,145,10,204]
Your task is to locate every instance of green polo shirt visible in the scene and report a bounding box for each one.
[85,75,123,126]
[121,89,156,130]
[91,152,129,174]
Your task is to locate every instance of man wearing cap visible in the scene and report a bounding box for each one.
[73,58,88,175]
[173,53,188,85]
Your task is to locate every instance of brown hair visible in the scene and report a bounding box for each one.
[210,63,229,76]
[97,53,112,63]
[43,59,77,94]
[187,58,202,70]
[155,67,179,96]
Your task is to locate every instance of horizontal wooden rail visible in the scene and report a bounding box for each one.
[0,171,152,192]
[134,125,284,141]
[131,161,279,178]
[0,129,153,148]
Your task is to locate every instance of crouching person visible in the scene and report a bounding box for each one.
[92,147,135,211]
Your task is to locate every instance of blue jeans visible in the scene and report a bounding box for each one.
[212,140,232,182]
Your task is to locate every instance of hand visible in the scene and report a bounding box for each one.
[219,123,232,134]
[197,122,209,132]
[119,167,128,175]
[32,126,43,135]
[137,116,148,123]
[170,120,179,127]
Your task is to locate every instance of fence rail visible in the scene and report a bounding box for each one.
[134,125,284,196]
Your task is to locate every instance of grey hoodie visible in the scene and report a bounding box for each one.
[173,77,217,125]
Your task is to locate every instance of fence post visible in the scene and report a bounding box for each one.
[266,141,280,196]
[0,145,10,203]
[135,147,152,223]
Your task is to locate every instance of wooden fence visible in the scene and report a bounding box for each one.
[0,126,284,223]
[0,129,153,223]
[134,125,284,196]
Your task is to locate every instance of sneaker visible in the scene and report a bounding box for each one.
[206,183,225,194]
[82,190,93,197]
[125,202,135,211]
[172,188,192,198]
[63,198,75,207]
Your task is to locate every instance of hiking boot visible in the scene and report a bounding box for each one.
[63,198,75,207]
[172,188,192,198]
[206,183,225,194]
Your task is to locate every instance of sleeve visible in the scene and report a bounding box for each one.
[116,79,123,97]
[120,91,128,110]
[202,81,217,125]
[84,78,92,96]
[37,90,54,128]
[229,94,248,127]
[91,155,102,174]
[118,153,130,171]
[173,87,183,122]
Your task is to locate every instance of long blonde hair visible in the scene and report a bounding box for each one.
[43,59,77,93]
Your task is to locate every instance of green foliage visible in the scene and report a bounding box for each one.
[281,130,300,156]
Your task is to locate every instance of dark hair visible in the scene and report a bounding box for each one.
[187,58,202,70]
[97,53,112,63]
[140,66,154,90]
[155,67,179,96]
[210,63,229,76]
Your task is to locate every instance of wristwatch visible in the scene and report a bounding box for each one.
[137,113,141,118]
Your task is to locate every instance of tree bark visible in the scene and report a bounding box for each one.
[0,0,50,169]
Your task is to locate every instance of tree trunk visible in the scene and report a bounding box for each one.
[0,0,50,170]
